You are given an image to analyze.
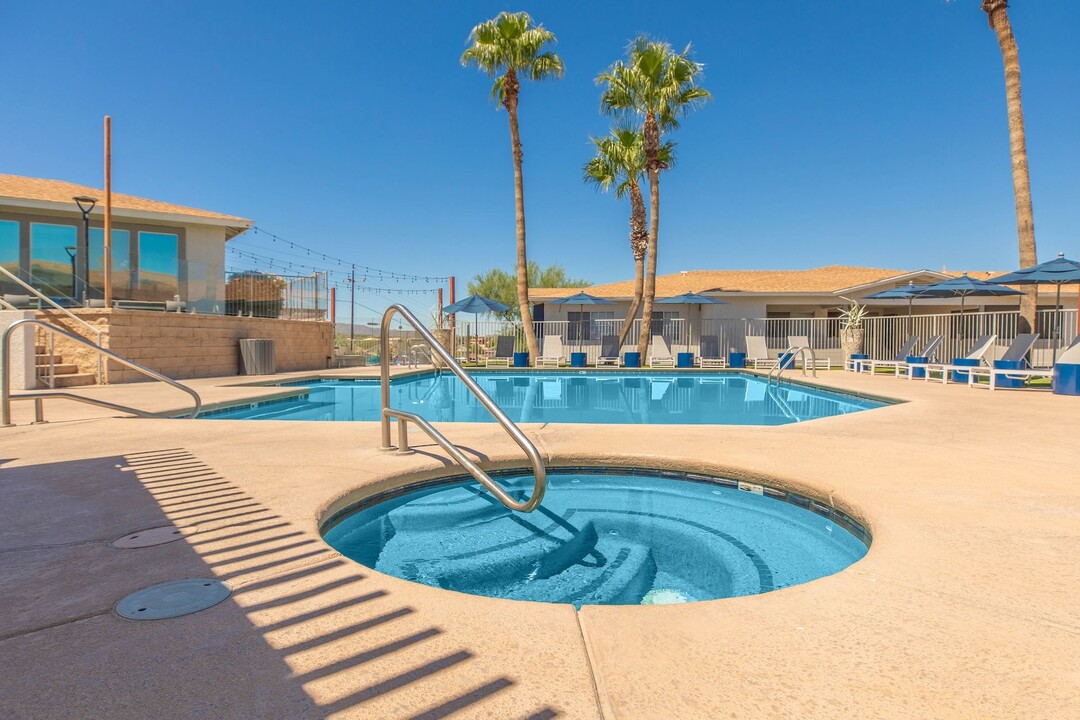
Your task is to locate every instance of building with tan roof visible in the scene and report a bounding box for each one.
[0,173,252,311]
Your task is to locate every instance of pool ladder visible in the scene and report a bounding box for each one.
[766,345,818,386]
[379,304,546,513]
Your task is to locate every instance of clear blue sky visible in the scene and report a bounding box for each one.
[2,1,1077,321]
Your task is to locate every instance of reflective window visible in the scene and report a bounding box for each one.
[30,223,78,297]
[0,220,18,294]
[89,228,131,298]
[137,231,178,300]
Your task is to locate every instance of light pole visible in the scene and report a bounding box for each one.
[73,195,98,304]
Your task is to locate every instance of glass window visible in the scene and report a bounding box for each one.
[568,311,615,342]
[30,223,78,298]
[650,310,680,335]
[89,228,131,298]
[0,220,19,294]
[137,231,178,300]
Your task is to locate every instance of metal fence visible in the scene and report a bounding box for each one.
[224,270,328,321]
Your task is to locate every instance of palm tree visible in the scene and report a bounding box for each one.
[597,37,710,356]
[583,126,674,348]
[982,0,1038,333]
[462,11,564,361]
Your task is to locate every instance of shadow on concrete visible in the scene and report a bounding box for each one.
[0,447,565,719]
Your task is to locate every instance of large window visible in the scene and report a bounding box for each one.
[29,223,78,297]
[89,228,132,298]
[137,231,178,300]
[0,220,18,294]
[567,311,615,342]
[650,310,680,335]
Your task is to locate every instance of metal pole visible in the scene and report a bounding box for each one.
[103,116,112,306]
[81,209,90,303]
[350,264,355,353]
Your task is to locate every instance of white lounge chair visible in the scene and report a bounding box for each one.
[745,336,773,369]
[484,335,515,367]
[863,336,920,375]
[921,334,997,383]
[786,335,832,370]
[697,335,726,368]
[893,335,945,378]
[648,335,675,368]
[535,335,566,367]
[596,335,622,367]
[966,333,1055,390]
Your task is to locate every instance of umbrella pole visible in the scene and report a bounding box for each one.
[1054,284,1061,364]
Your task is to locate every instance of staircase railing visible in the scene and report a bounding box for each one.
[379,304,546,513]
[0,265,104,385]
[2,319,201,426]
[767,345,818,385]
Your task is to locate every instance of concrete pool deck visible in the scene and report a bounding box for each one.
[1,367,1077,719]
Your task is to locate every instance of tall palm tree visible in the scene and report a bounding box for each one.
[583,126,674,348]
[462,11,564,360]
[982,0,1038,332]
[597,37,710,356]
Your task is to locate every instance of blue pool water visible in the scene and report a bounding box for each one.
[206,371,884,425]
[322,469,870,607]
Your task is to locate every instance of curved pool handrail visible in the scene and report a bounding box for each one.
[1,318,202,426]
[379,304,546,513]
[767,345,818,385]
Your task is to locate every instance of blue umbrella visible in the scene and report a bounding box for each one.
[864,281,921,317]
[907,273,1021,314]
[657,292,727,352]
[548,292,615,352]
[991,253,1080,361]
[442,294,511,363]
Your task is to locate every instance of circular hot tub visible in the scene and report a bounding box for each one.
[321,468,870,607]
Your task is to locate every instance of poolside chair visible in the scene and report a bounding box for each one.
[965,333,1048,390]
[596,335,622,367]
[745,335,773,369]
[921,334,996,383]
[485,335,515,367]
[535,335,566,367]
[892,335,945,378]
[862,336,920,375]
[697,335,726,368]
[648,335,675,368]
[786,335,832,370]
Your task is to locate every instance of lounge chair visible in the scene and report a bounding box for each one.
[697,335,726,368]
[786,335,832,370]
[535,335,566,367]
[648,335,675,368]
[485,335,515,367]
[921,334,997,383]
[893,335,945,378]
[745,336,773,369]
[965,333,1050,390]
[596,335,622,367]
[862,336,920,375]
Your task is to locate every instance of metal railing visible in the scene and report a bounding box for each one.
[0,265,105,385]
[379,304,546,513]
[2,319,201,426]
[767,346,818,385]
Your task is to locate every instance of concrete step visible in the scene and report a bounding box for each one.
[49,373,97,388]
[35,353,63,365]
[36,363,79,375]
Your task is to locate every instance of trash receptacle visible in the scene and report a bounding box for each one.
[239,339,275,375]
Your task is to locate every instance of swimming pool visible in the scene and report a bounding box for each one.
[206,371,885,425]
[322,468,870,607]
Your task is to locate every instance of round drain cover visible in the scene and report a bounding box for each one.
[111,525,194,549]
[116,579,230,620]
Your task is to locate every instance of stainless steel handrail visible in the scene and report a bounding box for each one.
[2,319,202,426]
[767,345,818,385]
[380,304,546,513]
[0,265,105,383]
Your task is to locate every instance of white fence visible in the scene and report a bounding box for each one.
[442,309,1077,367]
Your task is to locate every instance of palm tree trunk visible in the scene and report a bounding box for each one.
[984,0,1038,333]
[618,181,647,348]
[504,69,541,359]
[636,114,661,357]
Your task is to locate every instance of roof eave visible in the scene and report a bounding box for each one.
[0,196,252,232]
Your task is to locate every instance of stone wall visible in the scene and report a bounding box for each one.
[39,309,333,383]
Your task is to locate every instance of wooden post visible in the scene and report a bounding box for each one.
[103,116,113,305]
[330,286,336,325]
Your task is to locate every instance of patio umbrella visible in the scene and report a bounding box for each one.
[547,291,615,353]
[907,274,1022,315]
[656,291,726,353]
[442,294,510,363]
[990,253,1080,363]
[863,282,921,318]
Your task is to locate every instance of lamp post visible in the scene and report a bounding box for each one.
[73,195,98,304]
